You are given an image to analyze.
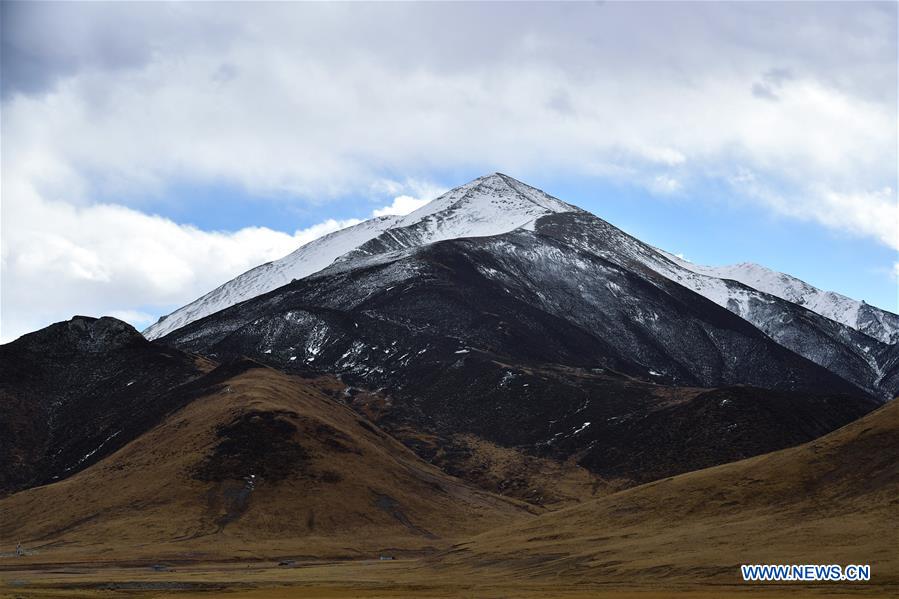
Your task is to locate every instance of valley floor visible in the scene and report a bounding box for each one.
[1,558,893,599]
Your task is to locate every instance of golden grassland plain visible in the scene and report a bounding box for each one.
[1,367,896,598]
[2,558,896,599]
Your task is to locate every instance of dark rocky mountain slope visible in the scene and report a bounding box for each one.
[535,211,892,400]
[0,316,210,494]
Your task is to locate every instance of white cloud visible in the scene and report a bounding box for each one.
[813,187,899,251]
[371,180,447,216]
[373,195,429,217]
[649,174,683,196]
[731,175,899,251]
[0,184,362,342]
[639,147,687,167]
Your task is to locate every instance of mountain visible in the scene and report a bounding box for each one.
[0,360,529,562]
[665,257,899,344]
[438,395,899,586]
[156,176,892,403]
[151,174,895,401]
[143,174,579,340]
[0,316,209,494]
[538,211,891,399]
[160,202,880,488]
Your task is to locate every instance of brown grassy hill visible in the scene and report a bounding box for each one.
[438,397,899,586]
[0,360,530,563]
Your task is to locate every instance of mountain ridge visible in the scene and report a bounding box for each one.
[531,211,891,399]
[145,173,898,359]
[662,254,899,344]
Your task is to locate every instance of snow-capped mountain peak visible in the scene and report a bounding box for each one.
[144,173,577,339]
[663,255,899,344]
[337,173,580,263]
[397,173,578,226]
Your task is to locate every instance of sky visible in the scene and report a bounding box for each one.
[1,1,897,343]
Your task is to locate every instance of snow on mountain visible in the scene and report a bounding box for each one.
[144,173,578,339]
[336,172,581,262]
[661,256,899,345]
[143,216,402,339]
[531,213,890,398]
